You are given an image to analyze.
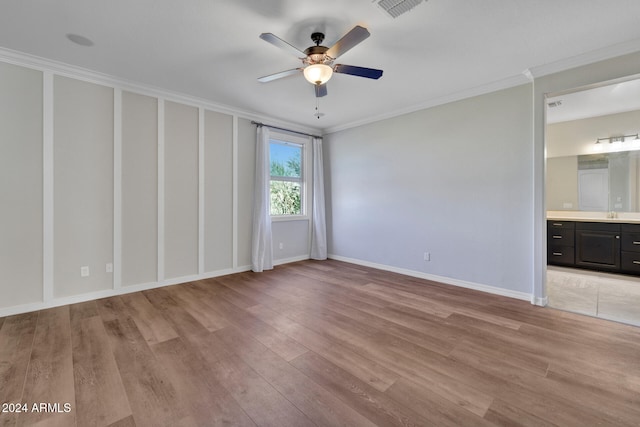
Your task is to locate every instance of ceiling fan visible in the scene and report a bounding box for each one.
[257,25,383,98]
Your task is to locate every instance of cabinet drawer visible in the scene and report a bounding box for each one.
[621,251,640,273]
[547,228,574,244]
[621,223,640,233]
[621,233,640,252]
[548,245,575,265]
[575,222,621,232]
[548,221,575,230]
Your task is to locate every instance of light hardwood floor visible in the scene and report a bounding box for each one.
[1,259,640,426]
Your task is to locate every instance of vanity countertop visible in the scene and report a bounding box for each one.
[547,211,640,224]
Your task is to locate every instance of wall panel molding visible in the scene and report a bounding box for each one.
[113,88,122,289]
[43,71,54,302]
[157,98,165,282]
[232,115,239,269]
[198,107,205,275]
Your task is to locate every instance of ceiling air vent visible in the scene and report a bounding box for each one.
[373,0,425,18]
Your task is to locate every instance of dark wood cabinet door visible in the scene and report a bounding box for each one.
[575,230,620,270]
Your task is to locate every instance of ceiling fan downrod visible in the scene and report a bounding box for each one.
[310,32,325,46]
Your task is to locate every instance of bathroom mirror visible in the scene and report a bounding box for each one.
[547,150,640,212]
[546,76,640,213]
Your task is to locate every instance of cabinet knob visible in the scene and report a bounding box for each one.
[616,235,620,239]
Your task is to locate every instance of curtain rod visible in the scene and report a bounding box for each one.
[251,121,321,139]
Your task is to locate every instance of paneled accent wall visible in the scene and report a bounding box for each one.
[164,101,199,280]
[53,76,114,298]
[121,91,158,287]
[204,111,234,272]
[0,62,43,307]
[0,55,315,316]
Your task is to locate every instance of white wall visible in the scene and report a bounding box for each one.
[164,101,199,279]
[0,57,314,316]
[0,62,43,307]
[204,110,234,272]
[53,76,114,298]
[121,91,158,287]
[325,84,534,298]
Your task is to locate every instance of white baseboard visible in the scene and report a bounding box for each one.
[1,254,536,317]
[328,254,532,302]
[532,295,549,307]
[0,255,317,318]
[274,255,311,266]
[0,265,253,318]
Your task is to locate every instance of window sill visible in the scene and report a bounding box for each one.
[270,215,310,222]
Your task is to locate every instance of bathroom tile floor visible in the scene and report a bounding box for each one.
[547,266,640,326]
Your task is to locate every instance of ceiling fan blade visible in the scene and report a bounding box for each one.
[314,83,328,98]
[258,68,302,83]
[259,33,305,57]
[325,25,370,59]
[334,64,383,79]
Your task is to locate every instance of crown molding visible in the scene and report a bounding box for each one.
[0,46,321,137]
[323,73,532,134]
[323,37,640,135]
[528,37,640,78]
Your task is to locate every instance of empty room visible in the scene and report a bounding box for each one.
[1,1,640,426]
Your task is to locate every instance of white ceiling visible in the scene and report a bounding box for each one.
[546,77,640,124]
[2,0,640,132]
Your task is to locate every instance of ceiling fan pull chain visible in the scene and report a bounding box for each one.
[314,95,323,119]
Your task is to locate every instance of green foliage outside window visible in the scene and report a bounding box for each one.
[270,181,301,215]
[270,145,302,215]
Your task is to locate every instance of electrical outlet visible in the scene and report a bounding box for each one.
[106,263,113,273]
[423,252,430,262]
[279,242,284,250]
[80,266,90,277]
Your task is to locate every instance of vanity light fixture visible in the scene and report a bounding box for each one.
[595,133,640,144]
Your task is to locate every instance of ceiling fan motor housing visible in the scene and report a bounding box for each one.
[304,45,332,65]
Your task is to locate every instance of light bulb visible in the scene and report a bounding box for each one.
[303,64,333,85]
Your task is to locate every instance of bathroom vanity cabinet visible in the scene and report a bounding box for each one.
[548,220,640,275]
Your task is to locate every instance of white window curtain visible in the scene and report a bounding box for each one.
[251,126,274,272]
[310,136,327,260]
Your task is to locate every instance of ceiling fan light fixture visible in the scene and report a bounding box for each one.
[303,64,333,85]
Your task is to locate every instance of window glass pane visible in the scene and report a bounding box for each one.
[270,142,301,178]
[270,181,301,215]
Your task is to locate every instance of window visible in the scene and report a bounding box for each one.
[269,136,306,217]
